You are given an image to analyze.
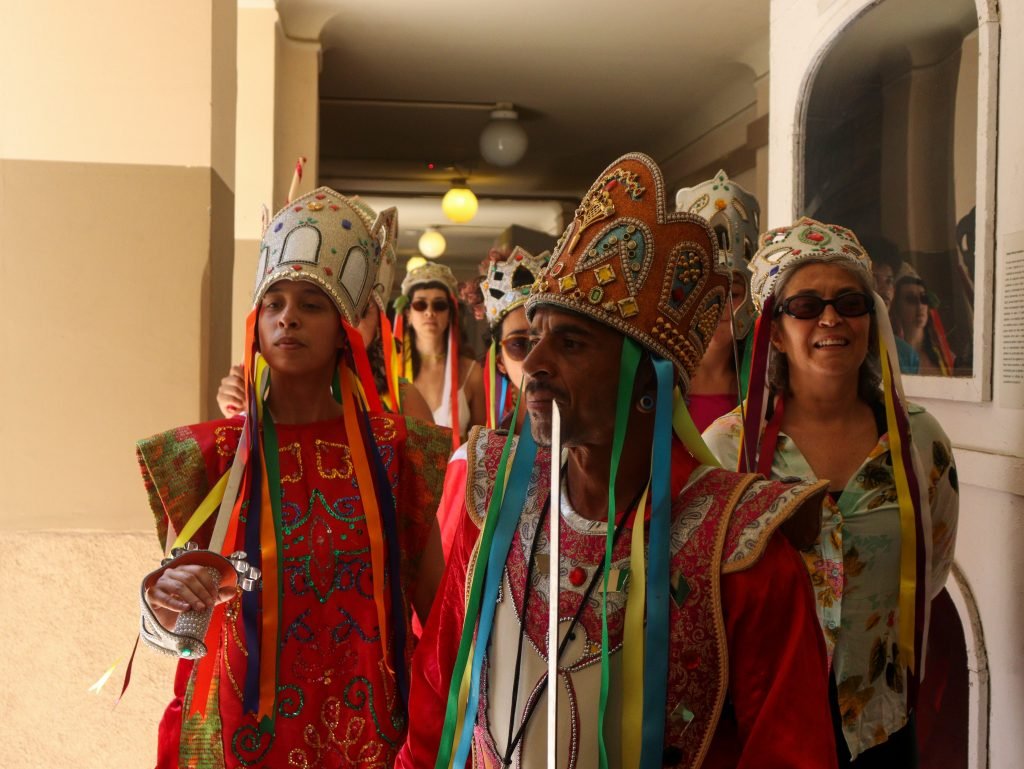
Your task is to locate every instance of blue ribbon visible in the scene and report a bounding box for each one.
[354,400,411,712]
[241,407,263,714]
[452,418,539,766]
[639,356,675,768]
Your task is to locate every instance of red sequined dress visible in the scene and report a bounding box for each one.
[138,413,449,769]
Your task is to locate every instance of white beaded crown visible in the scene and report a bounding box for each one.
[348,196,398,311]
[675,170,760,338]
[254,187,398,325]
[481,247,551,329]
[749,216,873,311]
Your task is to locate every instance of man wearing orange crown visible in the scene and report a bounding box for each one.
[135,188,450,769]
[397,154,837,769]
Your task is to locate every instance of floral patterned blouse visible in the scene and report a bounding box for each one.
[703,402,959,759]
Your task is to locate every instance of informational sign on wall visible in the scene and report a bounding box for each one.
[998,230,1024,408]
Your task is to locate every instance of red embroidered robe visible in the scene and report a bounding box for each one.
[397,427,838,769]
[137,413,450,769]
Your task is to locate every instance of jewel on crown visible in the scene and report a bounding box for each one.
[528,152,729,386]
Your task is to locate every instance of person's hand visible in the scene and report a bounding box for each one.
[217,364,245,417]
[146,563,237,615]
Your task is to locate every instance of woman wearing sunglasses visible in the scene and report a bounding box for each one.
[396,262,485,447]
[703,218,958,768]
[890,267,956,376]
[479,246,550,431]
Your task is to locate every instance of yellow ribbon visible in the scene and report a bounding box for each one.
[170,472,230,551]
[672,389,721,468]
[879,336,918,673]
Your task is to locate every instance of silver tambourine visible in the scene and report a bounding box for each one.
[139,542,260,659]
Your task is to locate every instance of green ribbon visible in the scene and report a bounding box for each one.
[598,338,642,769]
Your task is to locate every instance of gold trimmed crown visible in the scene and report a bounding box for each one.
[254,187,397,324]
[400,262,459,298]
[526,152,730,385]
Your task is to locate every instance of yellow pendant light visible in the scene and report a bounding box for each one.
[418,228,447,258]
[442,182,479,223]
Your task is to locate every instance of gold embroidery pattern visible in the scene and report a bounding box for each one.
[286,698,388,769]
[214,426,243,457]
[315,439,354,479]
[280,441,303,483]
[369,415,397,442]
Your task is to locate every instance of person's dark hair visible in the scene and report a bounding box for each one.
[859,235,901,273]
[366,327,388,395]
[767,260,883,404]
[405,280,457,379]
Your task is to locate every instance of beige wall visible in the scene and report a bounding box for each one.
[660,75,769,213]
[1,4,217,167]
[0,2,236,766]
[0,159,226,530]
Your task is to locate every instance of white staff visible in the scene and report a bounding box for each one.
[547,402,561,768]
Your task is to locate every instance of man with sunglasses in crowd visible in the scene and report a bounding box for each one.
[434,246,549,561]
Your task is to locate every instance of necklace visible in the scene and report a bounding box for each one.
[499,486,643,765]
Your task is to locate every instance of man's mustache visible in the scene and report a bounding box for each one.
[524,381,568,401]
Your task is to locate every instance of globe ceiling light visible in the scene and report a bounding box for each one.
[441,183,479,224]
[479,104,528,167]
[418,228,447,258]
[406,255,428,273]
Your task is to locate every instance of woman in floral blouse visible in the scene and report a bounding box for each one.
[703,218,959,767]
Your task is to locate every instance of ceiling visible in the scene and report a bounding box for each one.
[276,0,771,274]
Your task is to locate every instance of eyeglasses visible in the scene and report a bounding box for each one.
[900,291,932,307]
[776,292,874,320]
[499,334,531,362]
[411,298,449,313]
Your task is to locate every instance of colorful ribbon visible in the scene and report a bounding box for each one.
[452,416,537,767]
[737,295,774,473]
[637,356,675,769]
[485,341,499,429]
[671,388,722,468]
[879,335,926,679]
[621,479,650,768]
[379,305,402,412]
[597,339,642,769]
[434,398,530,769]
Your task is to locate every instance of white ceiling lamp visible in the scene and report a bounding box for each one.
[418,228,447,258]
[479,103,528,167]
[441,182,479,224]
[406,255,428,273]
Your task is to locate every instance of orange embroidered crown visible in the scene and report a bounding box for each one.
[526,152,730,384]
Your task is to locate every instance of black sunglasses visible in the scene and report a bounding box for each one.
[411,298,450,313]
[776,292,875,320]
[499,334,530,362]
